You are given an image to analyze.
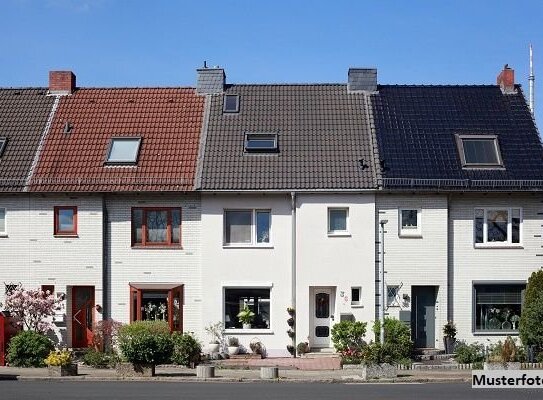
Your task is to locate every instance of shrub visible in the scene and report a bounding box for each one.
[372,318,412,360]
[7,330,54,367]
[454,341,485,364]
[83,349,118,369]
[520,270,543,352]
[331,321,368,352]
[361,342,407,365]
[487,336,525,363]
[92,319,123,352]
[171,332,201,367]
[117,321,173,365]
[45,349,73,367]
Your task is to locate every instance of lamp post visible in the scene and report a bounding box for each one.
[379,219,388,344]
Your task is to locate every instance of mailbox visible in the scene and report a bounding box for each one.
[0,311,21,366]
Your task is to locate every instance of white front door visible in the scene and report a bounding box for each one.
[312,288,333,347]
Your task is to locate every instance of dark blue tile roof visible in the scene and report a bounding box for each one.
[372,85,543,187]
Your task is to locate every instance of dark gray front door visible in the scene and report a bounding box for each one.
[411,286,436,348]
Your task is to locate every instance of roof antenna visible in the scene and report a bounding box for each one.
[203,60,207,69]
[529,44,535,117]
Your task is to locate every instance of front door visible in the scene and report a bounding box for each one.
[72,286,94,348]
[313,288,333,347]
[411,286,436,348]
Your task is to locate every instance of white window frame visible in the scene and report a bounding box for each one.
[350,286,362,307]
[222,285,272,333]
[398,208,422,237]
[327,207,350,236]
[223,209,272,248]
[0,207,6,237]
[474,207,523,248]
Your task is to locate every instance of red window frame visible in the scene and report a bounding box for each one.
[54,206,77,236]
[131,207,182,247]
[129,285,183,332]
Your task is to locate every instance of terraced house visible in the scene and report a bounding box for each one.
[0,64,541,355]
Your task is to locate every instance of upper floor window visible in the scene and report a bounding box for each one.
[223,94,240,113]
[328,208,349,235]
[106,137,141,165]
[0,137,7,157]
[244,133,278,153]
[0,208,5,235]
[399,209,422,237]
[474,208,522,246]
[132,208,181,247]
[456,135,503,168]
[224,209,270,246]
[54,206,77,236]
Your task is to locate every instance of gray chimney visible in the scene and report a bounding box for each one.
[348,68,377,92]
[196,67,225,94]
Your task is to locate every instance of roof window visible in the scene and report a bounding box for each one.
[456,135,503,168]
[244,133,278,153]
[105,137,141,165]
[0,138,7,157]
[223,94,240,113]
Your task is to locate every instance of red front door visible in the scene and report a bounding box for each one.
[71,286,94,348]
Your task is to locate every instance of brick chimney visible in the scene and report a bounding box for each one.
[348,68,377,92]
[497,64,515,94]
[196,66,225,95]
[49,71,76,95]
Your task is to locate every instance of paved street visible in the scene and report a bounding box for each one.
[0,382,539,400]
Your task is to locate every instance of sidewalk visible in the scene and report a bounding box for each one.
[0,365,472,383]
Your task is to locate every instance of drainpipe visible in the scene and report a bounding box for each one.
[102,195,108,320]
[379,219,388,344]
[291,192,297,357]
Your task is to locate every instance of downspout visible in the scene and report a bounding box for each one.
[102,194,109,320]
[379,219,388,344]
[290,191,297,357]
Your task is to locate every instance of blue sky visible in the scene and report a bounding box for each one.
[2,0,542,120]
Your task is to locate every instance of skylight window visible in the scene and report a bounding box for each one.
[106,137,141,165]
[456,135,503,167]
[223,94,240,113]
[244,133,278,153]
[0,137,7,157]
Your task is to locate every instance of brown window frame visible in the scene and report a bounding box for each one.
[131,207,182,247]
[54,206,78,236]
[129,285,183,332]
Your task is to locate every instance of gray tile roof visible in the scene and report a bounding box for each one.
[0,89,55,191]
[198,84,380,190]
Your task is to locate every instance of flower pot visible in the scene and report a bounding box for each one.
[484,362,521,370]
[360,363,398,380]
[227,346,240,356]
[115,362,155,377]
[47,363,78,377]
[208,343,220,353]
[242,323,251,330]
[443,336,456,353]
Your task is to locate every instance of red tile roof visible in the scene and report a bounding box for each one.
[30,88,204,192]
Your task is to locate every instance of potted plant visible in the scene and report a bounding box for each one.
[286,307,295,316]
[227,336,240,356]
[443,320,457,354]
[287,344,295,355]
[45,349,78,376]
[484,336,522,370]
[204,322,224,353]
[297,341,310,357]
[237,306,255,329]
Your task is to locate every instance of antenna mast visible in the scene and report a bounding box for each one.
[529,44,535,116]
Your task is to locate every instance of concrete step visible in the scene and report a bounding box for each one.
[413,348,445,356]
[304,348,339,358]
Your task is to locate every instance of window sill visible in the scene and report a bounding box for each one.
[327,232,351,237]
[351,304,364,308]
[473,331,519,336]
[225,329,273,334]
[474,244,524,249]
[399,233,422,238]
[132,245,184,250]
[223,244,274,249]
[0,233,8,238]
[54,234,78,238]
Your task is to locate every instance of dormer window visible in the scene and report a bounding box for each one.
[244,133,278,153]
[456,135,503,168]
[106,137,141,165]
[0,137,7,157]
[223,94,240,113]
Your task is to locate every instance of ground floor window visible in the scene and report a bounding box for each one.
[130,284,183,331]
[474,283,525,332]
[224,288,270,329]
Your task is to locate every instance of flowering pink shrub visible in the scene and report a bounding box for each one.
[92,319,123,351]
[3,286,62,333]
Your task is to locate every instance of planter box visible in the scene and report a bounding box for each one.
[115,362,155,377]
[48,364,78,377]
[343,363,397,379]
[484,362,521,370]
